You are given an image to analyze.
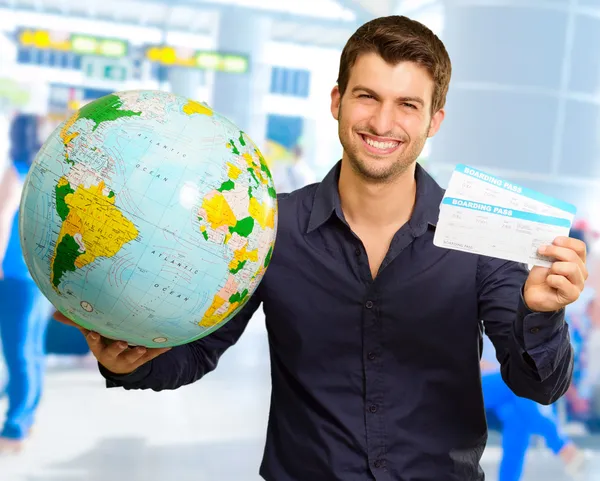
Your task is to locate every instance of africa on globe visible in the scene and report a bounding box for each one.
[19,90,277,348]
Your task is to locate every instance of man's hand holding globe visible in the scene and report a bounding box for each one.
[54,311,171,375]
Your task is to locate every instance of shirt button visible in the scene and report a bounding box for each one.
[368,352,376,360]
[529,327,540,334]
[374,459,383,468]
[355,248,361,256]
[365,300,374,309]
[369,404,378,413]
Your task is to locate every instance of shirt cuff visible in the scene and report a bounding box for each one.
[98,361,152,388]
[513,289,566,380]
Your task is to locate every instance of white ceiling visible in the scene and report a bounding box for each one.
[0,0,448,51]
[0,0,374,48]
[340,0,398,19]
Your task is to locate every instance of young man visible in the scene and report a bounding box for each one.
[55,16,587,480]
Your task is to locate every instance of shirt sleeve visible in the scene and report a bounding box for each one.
[477,256,573,405]
[99,288,263,391]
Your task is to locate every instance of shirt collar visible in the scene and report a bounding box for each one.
[306,160,444,236]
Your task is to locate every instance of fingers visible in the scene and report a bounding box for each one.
[120,346,171,367]
[102,339,131,362]
[554,236,587,263]
[137,347,172,366]
[540,244,579,263]
[546,274,581,301]
[539,243,588,280]
[84,333,128,367]
[118,345,170,364]
[85,331,171,374]
[85,331,115,360]
[121,346,151,365]
[549,261,586,291]
[53,311,172,374]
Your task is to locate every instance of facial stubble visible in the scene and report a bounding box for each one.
[337,103,431,184]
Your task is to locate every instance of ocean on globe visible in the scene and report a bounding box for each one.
[19,90,277,348]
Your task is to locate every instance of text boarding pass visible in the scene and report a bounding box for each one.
[446,164,577,221]
[433,197,573,267]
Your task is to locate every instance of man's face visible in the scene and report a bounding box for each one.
[331,53,445,183]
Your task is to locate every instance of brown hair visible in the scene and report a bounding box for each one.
[337,15,452,114]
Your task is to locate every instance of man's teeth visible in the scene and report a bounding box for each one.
[364,136,399,150]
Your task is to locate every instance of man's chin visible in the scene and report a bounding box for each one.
[351,159,401,182]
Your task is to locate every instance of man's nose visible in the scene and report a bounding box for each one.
[369,103,396,136]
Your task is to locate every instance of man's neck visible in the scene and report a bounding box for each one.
[338,159,418,229]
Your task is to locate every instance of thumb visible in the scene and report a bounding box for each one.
[527,265,550,283]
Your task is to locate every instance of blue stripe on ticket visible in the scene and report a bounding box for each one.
[442,197,572,228]
[455,164,577,215]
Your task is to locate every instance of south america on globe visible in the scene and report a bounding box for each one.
[19,90,277,348]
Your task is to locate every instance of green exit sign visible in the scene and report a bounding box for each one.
[82,57,130,81]
[102,65,127,81]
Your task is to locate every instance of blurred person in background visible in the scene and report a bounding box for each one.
[0,114,9,396]
[563,226,595,421]
[0,112,52,454]
[481,335,585,480]
[270,144,316,193]
[563,289,594,421]
[572,290,600,426]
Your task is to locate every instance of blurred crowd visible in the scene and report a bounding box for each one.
[563,222,600,429]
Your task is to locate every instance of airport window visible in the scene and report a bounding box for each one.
[270,67,311,98]
[17,47,32,64]
[47,50,57,67]
[151,64,207,85]
[60,52,71,69]
[267,114,304,150]
[33,49,44,65]
[16,47,82,70]
[72,54,82,70]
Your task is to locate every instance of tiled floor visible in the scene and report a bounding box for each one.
[1,314,599,480]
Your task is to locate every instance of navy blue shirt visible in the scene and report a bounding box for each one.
[101,161,573,481]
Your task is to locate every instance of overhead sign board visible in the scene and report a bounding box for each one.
[18,29,128,58]
[145,46,249,73]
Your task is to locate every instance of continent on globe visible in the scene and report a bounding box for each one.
[59,94,142,165]
[182,99,213,117]
[50,178,139,292]
[196,134,276,328]
[229,245,259,274]
[227,162,243,180]
[231,135,277,201]
[78,94,142,131]
[199,276,249,328]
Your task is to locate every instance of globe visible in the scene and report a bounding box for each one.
[19,90,277,348]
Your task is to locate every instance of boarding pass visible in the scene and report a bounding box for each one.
[433,166,576,267]
[447,164,576,222]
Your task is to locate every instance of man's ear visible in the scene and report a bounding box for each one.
[427,108,445,138]
[331,85,341,121]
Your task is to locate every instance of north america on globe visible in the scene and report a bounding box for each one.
[19,89,277,348]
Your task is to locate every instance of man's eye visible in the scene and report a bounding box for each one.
[359,94,374,99]
[403,103,417,109]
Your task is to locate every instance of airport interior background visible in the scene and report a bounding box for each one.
[3,0,600,479]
